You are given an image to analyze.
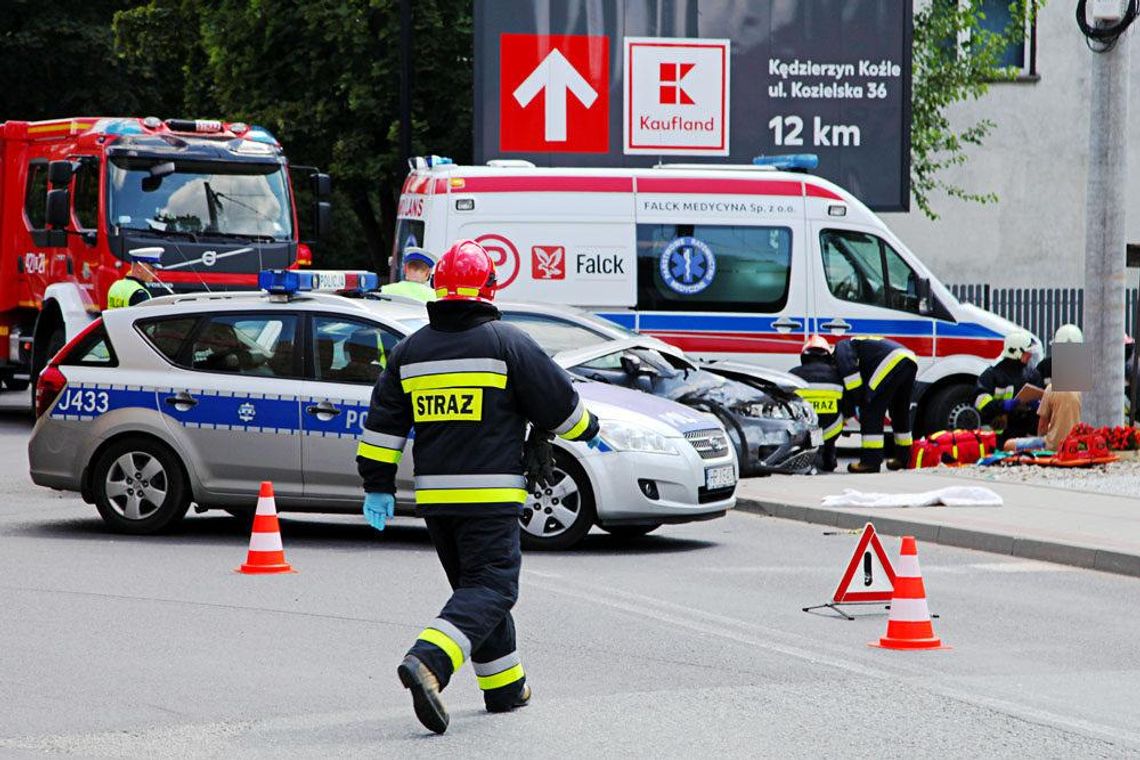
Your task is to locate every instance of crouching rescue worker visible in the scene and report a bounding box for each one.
[835,336,918,473]
[974,331,1042,441]
[789,335,844,472]
[356,240,599,734]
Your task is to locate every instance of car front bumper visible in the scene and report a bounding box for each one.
[580,442,736,526]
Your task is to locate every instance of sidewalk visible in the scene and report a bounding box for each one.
[735,469,1140,577]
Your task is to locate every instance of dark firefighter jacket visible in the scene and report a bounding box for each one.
[974,358,1043,422]
[356,300,599,517]
[834,337,918,418]
[789,358,845,442]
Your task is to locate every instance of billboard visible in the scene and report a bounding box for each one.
[474,0,913,210]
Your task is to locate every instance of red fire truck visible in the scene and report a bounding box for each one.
[0,116,330,393]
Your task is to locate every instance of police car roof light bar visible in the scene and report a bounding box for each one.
[258,269,380,299]
[751,153,819,171]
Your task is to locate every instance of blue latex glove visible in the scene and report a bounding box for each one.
[586,435,604,450]
[1001,398,1018,412]
[363,492,395,532]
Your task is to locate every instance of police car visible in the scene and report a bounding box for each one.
[28,271,736,549]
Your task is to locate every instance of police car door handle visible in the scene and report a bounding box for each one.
[821,319,851,332]
[306,402,341,417]
[163,392,198,409]
[772,318,802,333]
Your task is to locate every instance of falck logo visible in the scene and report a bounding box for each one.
[531,245,566,280]
[237,402,256,423]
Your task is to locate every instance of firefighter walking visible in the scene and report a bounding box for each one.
[789,335,845,472]
[356,240,599,734]
[835,336,918,473]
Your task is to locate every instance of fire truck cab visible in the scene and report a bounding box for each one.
[0,116,330,392]
[392,155,1035,434]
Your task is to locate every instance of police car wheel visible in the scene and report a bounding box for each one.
[519,451,595,551]
[92,438,190,534]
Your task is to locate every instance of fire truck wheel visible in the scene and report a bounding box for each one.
[30,326,66,407]
[91,436,191,534]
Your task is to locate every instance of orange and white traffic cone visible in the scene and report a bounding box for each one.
[869,536,947,650]
[236,481,295,575]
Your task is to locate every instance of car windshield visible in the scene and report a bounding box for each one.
[575,347,723,399]
[397,317,428,332]
[108,157,293,241]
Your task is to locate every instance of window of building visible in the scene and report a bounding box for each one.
[940,0,1038,79]
[311,316,401,385]
[636,224,793,313]
[820,229,920,314]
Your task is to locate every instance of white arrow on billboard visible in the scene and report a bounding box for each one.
[512,48,598,142]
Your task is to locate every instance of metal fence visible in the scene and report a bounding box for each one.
[948,284,1140,340]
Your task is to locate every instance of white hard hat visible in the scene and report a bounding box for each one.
[1001,330,1034,360]
[1053,324,1083,344]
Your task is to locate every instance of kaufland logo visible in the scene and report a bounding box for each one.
[659,62,695,104]
[624,37,730,156]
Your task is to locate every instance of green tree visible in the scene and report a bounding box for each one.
[115,0,471,272]
[0,0,162,117]
[910,1,1044,218]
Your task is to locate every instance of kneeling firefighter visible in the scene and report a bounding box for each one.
[974,331,1042,441]
[835,336,918,473]
[356,240,599,734]
[789,335,845,472]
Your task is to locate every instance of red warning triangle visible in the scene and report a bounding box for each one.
[832,523,897,603]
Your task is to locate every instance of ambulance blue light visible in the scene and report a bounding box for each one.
[752,153,819,171]
[408,154,454,170]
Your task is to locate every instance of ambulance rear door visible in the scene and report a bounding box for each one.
[630,176,809,372]
[446,174,637,311]
[807,220,934,374]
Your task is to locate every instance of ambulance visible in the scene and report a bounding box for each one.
[392,155,1031,434]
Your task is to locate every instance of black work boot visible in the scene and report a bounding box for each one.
[486,683,532,714]
[885,457,906,471]
[397,655,449,734]
[847,461,881,474]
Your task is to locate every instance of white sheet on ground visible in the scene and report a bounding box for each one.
[821,486,1003,508]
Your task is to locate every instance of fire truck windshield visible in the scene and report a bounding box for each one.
[108,157,293,242]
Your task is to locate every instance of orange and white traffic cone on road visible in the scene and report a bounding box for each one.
[236,481,295,575]
[869,536,947,650]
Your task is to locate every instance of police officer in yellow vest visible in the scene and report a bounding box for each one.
[106,251,160,309]
[381,246,437,302]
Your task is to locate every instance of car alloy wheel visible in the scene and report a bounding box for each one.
[519,451,596,550]
[104,451,168,520]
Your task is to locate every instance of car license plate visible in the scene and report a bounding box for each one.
[810,428,824,447]
[706,465,736,489]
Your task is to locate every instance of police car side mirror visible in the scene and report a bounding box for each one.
[46,188,70,229]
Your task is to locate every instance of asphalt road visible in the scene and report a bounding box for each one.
[2,399,1139,759]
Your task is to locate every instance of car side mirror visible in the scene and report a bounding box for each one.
[48,160,74,187]
[46,188,70,229]
[314,200,332,241]
[916,277,932,315]
[620,354,642,375]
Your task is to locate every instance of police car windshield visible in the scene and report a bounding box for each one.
[108,157,293,241]
[397,317,429,333]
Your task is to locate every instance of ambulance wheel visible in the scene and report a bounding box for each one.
[92,437,190,534]
[520,451,595,551]
[601,524,660,540]
[922,383,981,434]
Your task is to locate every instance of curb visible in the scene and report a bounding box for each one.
[736,497,1140,579]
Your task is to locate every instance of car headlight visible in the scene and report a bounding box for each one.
[600,420,679,455]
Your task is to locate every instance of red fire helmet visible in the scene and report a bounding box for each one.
[432,240,498,302]
[802,334,832,356]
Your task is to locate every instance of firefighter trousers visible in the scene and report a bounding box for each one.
[859,360,917,468]
[408,514,527,710]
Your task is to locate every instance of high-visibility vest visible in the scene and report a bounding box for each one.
[106,278,150,309]
[380,280,436,303]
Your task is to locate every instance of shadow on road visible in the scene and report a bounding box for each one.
[9,511,720,555]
